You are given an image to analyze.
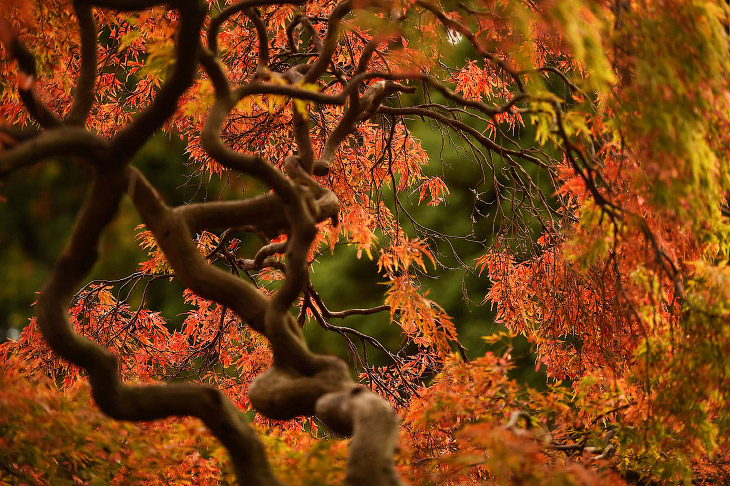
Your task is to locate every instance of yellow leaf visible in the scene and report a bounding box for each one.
[293,98,309,120]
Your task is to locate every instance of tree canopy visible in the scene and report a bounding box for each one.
[1,0,730,485]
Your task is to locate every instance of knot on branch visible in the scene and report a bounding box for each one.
[314,386,363,436]
[248,355,351,420]
[284,154,340,225]
[359,80,415,121]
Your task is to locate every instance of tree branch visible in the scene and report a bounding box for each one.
[0,19,62,128]
[110,1,205,162]
[66,1,98,125]
[303,0,351,84]
[35,165,280,486]
[208,0,307,54]
[0,127,108,178]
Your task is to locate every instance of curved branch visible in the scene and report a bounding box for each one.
[255,240,288,267]
[36,166,279,486]
[208,0,306,55]
[244,7,270,74]
[269,186,317,312]
[110,2,205,162]
[293,106,316,172]
[9,3,422,484]
[283,65,317,174]
[128,167,271,335]
[0,127,108,178]
[199,45,232,97]
[66,1,98,125]
[202,92,297,199]
[303,0,351,84]
[132,165,333,375]
[286,15,323,54]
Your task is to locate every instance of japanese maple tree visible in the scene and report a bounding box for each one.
[2,0,730,485]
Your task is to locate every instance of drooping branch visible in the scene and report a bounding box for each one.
[195,17,410,473]
[304,286,422,402]
[418,74,530,117]
[377,106,548,170]
[416,0,525,92]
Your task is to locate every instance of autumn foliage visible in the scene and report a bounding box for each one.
[2,0,730,485]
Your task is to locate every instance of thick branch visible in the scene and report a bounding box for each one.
[199,45,232,96]
[269,186,318,312]
[255,240,288,267]
[176,191,338,236]
[128,167,271,335]
[316,388,404,486]
[244,7,270,74]
[286,15,323,54]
